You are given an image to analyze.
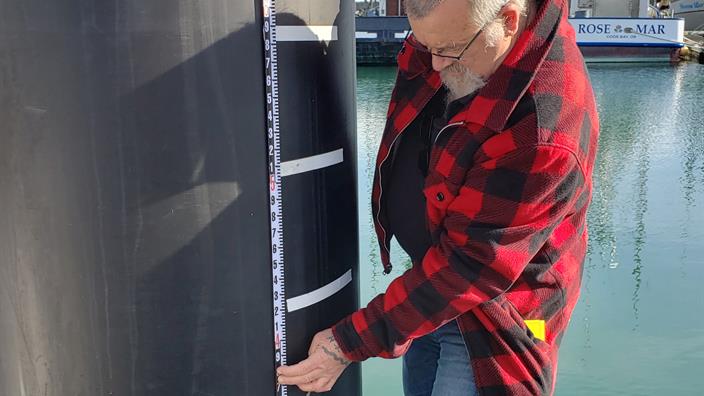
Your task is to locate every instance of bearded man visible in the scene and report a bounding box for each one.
[278,0,599,394]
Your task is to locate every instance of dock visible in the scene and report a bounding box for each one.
[355,16,408,65]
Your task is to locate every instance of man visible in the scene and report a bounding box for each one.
[278,0,599,394]
[658,0,671,17]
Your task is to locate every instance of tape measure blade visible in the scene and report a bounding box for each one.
[263,0,288,394]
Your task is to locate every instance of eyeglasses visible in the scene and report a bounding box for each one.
[403,26,485,61]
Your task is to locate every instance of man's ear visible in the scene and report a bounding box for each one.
[500,4,522,36]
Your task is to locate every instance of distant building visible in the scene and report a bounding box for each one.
[570,0,650,17]
[355,1,382,16]
[385,0,406,16]
[363,0,406,16]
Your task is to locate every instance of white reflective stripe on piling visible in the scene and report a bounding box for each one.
[287,269,353,312]
[281,148,343,177]
[277,25,338,42]
[356,31,378,39]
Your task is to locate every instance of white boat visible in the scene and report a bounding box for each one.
[672,0,704,30]
[569,0,685,62]
[569,17,685,62]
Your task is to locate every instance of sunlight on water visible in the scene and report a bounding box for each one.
[356,63,704,396]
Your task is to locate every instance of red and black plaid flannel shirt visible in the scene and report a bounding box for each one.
[332,0,599,394]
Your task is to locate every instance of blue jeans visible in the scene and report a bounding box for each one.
[402,320,478,396]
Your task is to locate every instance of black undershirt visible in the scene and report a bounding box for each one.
[386,90,477,264]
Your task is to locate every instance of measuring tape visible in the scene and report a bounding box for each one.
[262,1,288,395]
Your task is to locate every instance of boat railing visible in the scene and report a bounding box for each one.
[650,4,664,17]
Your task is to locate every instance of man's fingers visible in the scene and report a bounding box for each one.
[277,355,321,377]
[298,377,329,393]
[323,377,336,392]
[278,368,323,386]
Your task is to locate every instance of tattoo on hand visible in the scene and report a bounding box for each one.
[320,345,350,366]
[327,336,344,352]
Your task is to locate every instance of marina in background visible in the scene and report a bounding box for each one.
[672,0,704,30]
[355,0,702,63]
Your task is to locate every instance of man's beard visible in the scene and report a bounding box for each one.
[440,62,486,102]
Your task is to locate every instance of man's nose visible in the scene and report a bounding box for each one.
[431,54,453,72]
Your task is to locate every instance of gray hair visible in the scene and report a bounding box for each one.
[405,0,529,45]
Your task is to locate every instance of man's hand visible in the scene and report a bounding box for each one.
[277,328,351,393]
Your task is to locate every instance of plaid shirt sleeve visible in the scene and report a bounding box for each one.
[332,143,584,361]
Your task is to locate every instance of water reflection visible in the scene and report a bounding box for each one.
[584,63,698,327]
[630,140,648,329]
[674,66,704,279]
[356,67,395,293]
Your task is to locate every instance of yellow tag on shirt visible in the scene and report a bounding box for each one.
[524,320,546,341]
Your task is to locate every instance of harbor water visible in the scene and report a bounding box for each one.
[356,63,704,395]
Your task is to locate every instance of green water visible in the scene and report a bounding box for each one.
[355,63,704,396]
